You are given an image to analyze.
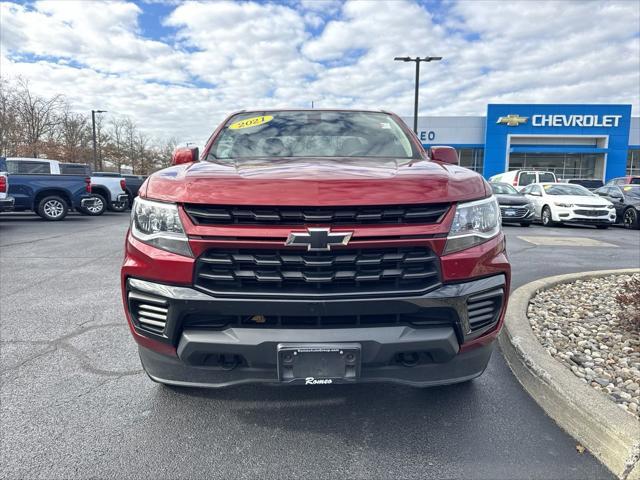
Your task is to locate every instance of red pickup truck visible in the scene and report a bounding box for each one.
[121,109,510,388]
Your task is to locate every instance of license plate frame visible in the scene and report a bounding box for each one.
[277,343,361,384]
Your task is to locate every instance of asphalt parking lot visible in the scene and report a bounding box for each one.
[1,212,638,479]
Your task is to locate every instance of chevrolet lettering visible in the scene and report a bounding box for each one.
[531,114,622,128]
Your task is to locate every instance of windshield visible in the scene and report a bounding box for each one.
[543,184,593,196]
[622,185,640,199]
[207,111,418,160]
[538,172,556,182]
[491,183,519,195]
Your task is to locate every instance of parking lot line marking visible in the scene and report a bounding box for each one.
[517,236,618,247]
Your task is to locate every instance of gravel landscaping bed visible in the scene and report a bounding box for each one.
[528,273,640,419]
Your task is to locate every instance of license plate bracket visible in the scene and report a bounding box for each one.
[277,343,361,384]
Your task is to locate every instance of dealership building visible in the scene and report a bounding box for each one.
[408,104,639,181]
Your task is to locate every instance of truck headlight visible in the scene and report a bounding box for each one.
[131,197,192,257]
[444,196,501,254]
[554,202,573,208]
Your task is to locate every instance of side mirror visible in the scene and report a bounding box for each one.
[171,147,199,166]
[429,146,458,165]
[528,191,541,197]
[596,191,607,196]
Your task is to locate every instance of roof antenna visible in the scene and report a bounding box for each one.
[311,100,314,109]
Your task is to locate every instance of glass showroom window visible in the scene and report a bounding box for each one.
[457,148,484,173]
[627,149,640,176]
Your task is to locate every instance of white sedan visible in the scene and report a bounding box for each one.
[521,183,616,229]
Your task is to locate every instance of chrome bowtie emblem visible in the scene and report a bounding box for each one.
[285,228,353,251]
[496,114,528,126]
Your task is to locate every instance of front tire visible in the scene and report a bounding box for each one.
[110,198,128,212]
[623,207,639,230]
[80,194,106,216]
[541,206,555,227]
[37,195,68,221]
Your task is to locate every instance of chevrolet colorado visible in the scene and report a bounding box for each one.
[121,110,510,387]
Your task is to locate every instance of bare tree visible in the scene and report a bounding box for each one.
[0,78,20,156]
[1,75,178,174]
[59,106,90,162]
[108,116,128,173]
[13,78,64,157]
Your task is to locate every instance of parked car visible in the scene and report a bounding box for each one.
[122,174,146,205]
[0,157,15,212]
[490,182,534,226]
[93,171,147,208]
[4,169,94,221]
[6,158,127,214]
[489,170,557,191]
[594,184,640,229]
[521,182,616,228]
[566,178,604,191]
[605,176,640,186]
[122,109,511,389]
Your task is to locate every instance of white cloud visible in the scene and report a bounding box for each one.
[0,0,638,146]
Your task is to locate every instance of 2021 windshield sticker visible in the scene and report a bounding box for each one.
[229,115,273,130]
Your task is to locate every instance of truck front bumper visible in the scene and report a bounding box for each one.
[125,274,507,388]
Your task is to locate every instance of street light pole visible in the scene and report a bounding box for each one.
[393,56,443,133]
[91,109,107,171]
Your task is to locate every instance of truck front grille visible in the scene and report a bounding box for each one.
[194,246,441,297]
[184,203,449,226]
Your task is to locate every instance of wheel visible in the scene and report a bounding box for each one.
[520,222,531,227]
[37,195,68,221]
[596,225,609,230]
[541,206,555,227]
[80,194,106,216]
[623,207,639,229]
[110,198,128,212]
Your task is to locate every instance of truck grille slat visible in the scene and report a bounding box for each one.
[195,247,441,297]
[184,204,450,226]
[466,288,504,332]
[128,292,169,334]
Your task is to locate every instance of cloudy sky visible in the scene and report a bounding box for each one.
[1,0,639,145]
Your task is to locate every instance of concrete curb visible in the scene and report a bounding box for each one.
[498,269,640,480]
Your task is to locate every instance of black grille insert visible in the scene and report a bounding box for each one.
[500,206,529,217]
[573,209,609,217]
[182,308,456,329]
[466,288,503,331]
[184,203,449,226]
[194,247,441,297]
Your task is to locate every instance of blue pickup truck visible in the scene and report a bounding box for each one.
[0,157,95,220]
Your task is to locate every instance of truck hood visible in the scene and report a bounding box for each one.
[144,157,487,206]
